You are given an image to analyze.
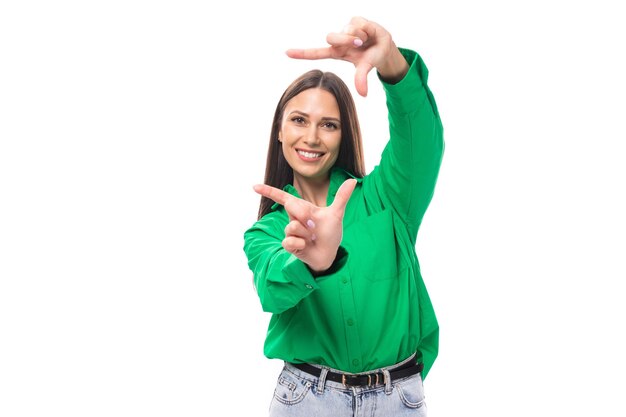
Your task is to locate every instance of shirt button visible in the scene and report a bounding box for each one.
[352,359,359,366]
[347,319,354,326]
[342,277,348,284]
[305,284,313,289]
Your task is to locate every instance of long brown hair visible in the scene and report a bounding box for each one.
[257,70,365,219]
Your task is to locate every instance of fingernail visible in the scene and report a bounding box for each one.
[353,38,363,47]
[306,219,315,228]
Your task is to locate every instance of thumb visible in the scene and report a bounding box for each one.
[330,179,357,215]
[354,62,372,97]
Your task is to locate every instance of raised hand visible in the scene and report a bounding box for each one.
[285,16,408,97]
[253,179,357,273]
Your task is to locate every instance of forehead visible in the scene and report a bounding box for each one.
[284,88,340,116]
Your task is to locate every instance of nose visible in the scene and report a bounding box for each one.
[303,126,321,146]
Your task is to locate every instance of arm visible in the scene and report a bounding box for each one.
[373,48,444,240]
[244,220,320,314]
[286,17,444,240]
[245,180,355,314]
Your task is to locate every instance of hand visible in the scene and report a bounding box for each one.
[285,16,408,97]
[253,179,357,273]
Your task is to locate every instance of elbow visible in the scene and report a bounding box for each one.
[257,287,291,315]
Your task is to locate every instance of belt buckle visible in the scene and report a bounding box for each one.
[341,373,378,387]
[341,374,362,387]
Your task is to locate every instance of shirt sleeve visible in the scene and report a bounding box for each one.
[243,215,348,314]
[368,48,444,242]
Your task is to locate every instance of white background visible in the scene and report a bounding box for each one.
[1,1,625,416]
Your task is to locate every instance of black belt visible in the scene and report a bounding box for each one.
[290,359,424,387]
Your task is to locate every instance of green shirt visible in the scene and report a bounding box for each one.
[243,48,444,378]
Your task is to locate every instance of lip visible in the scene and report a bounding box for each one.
[296,148,325,162]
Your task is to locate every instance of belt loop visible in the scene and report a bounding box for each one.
[317,367,329,394]
[382,368,392,395]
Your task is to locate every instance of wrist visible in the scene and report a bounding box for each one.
[307,246,349,278]
[377,45,409,84]
[308,260,335,277]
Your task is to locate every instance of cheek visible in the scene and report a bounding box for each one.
[280,126,299,143]
[325,139,342,166]
[329,136,342,154]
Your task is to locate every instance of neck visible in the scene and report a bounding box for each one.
[293,175,330,207]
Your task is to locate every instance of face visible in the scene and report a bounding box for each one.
[279,88,341,185]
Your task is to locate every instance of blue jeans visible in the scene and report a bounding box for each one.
[268,356,427,417]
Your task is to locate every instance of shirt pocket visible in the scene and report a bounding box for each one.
[343,209,407,282]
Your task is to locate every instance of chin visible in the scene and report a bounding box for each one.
[295,170,329,182]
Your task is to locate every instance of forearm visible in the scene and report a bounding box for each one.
[376,48,444,235]
[244,230,319,314]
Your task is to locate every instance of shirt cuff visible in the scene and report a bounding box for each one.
[281,246,349,291]
[379,48,430,115]
[281,254,320,292]
[309,246,349,278]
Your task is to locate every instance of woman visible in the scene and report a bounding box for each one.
[243,16,444,416]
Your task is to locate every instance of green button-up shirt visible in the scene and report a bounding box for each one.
[243,48,444,378]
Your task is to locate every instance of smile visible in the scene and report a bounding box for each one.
[297,149,324,160]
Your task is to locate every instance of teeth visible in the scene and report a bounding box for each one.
[298,150,322,158]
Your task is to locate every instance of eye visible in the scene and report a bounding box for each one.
[291,116,306,124]
[322,121,339,130]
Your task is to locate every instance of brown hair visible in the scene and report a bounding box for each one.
[257,70,365,219]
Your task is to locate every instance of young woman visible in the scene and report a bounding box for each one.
[243,16,444,416]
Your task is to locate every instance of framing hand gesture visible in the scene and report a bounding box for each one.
[253,179,357,273]
[286,16,407,97]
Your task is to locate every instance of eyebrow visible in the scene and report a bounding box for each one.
[288,110,341,124]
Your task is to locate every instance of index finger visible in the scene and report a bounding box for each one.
[254,184,315,228]
[253,184,292,206]
[285,47,333,60]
